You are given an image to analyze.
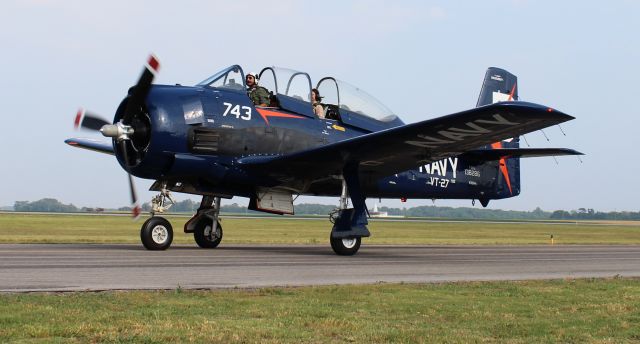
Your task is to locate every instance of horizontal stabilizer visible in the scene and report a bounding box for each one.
[65,138,114,155]
[461,148,583,162]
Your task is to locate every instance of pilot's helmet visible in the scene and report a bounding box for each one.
[246,72,259,84]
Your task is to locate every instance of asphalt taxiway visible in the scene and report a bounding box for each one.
[1,244,639,292]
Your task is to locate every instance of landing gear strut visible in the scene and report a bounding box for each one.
[140,188,176,250]
[329,164,370,256]
[185,196,223,248]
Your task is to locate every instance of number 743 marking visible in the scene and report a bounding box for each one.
[222,102,251,120]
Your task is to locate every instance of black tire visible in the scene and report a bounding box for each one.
[140,216,173,250]
[193,217,223,248]
[330,236,361,256]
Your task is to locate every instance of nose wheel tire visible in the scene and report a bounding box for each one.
[194,218,223,248]
[140,216,173,250]
[330,236,361,256]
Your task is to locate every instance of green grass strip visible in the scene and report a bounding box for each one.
[0,279,639,343]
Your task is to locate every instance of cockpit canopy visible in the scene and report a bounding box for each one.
[196,65,245,91]
[197,65,402,129]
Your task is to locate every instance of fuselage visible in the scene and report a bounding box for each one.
[117,84,517,202]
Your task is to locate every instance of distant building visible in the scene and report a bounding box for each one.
[369,203,388,217]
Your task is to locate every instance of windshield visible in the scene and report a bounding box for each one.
[197,65,245,91]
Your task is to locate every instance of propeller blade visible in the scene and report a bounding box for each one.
[122,54,160,124]
[128,172,141,219]
[119,140,141,219]
[74,108,110,131]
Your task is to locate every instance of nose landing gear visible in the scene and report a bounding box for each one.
[140,188,177,250]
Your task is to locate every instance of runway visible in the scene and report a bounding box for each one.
[1,244,639,292]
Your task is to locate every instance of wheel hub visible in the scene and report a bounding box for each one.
[342,238,357,248]
[204,225,221,241]
[151,225,168,244]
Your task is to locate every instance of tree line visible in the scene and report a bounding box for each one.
[10,198,640,220]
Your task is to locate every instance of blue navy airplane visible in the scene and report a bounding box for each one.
[66,55,581,255]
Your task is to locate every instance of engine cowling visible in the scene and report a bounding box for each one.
[113,85,195,180]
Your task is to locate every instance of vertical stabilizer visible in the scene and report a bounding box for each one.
[477,67,521,201]
[476,67,518,107]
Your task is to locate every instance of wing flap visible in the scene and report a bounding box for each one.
[238,101,575,181]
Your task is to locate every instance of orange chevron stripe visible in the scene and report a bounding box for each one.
[255,108,305,125]
[507,83,517,101]
[491,141,513,195]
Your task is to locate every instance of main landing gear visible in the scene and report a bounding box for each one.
[328,164,370,256]
[139,189,223,250]
[187,195,223,248]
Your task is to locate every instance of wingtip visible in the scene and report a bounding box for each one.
[557,148,584,156]
[501,101,576,122]
[544,106,575,121]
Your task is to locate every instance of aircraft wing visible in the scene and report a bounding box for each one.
[240,101,576,182]
[65,138,114,155]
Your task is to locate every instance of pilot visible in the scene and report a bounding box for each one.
[311,88,325,119]
[246,72,270,107]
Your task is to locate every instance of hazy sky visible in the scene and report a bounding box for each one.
[1,0,638,212]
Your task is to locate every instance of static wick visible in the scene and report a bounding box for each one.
[552,156,559,165]
[522,134,531,147]
[557,124,567,136]
[540,129,550,142]
[577,155,583,163]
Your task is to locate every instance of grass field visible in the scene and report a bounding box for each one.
[0,213,639,245]
[0,278,638,343]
